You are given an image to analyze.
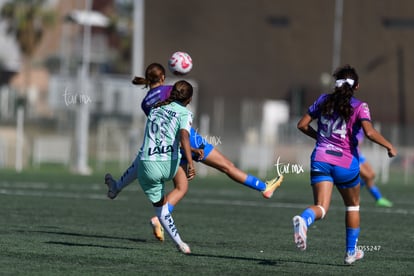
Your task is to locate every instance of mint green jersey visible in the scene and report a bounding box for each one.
[138,101,192,162]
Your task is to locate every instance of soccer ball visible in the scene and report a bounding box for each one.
[168,51,193,75]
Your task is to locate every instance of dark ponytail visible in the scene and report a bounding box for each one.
[320,64,359,122]
[155,80,193,108]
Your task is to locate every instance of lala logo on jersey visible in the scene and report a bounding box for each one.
[148,145,174,156]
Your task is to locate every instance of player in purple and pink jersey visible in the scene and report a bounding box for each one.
[292,64,397,265]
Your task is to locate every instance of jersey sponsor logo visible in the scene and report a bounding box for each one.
[326,143,343,152]
[164,109,177,117]
[148,145,174,156]
[326,150,343,157]
[361,103,370,116]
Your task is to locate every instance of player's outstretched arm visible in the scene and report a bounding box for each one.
[361,120,397,157]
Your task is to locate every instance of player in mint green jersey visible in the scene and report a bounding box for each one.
[136,80,195,254]
[105,63,282,242]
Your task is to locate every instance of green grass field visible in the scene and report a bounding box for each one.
[1,167,413,275]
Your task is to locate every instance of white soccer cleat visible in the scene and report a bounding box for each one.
[176,242,191,254]
[104,173,118,199]
[344,248,364,265]
[293,215,307,251]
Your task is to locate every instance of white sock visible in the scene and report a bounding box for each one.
[155,203,183,245]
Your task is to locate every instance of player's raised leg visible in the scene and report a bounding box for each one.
[105,158,139,199]
[202,148,282,198]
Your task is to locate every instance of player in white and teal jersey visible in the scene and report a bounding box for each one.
[106,63,282,201]
[137,101,193,199]
[138,101,192,162]
[105,63,282,242]
[136,80,195,254]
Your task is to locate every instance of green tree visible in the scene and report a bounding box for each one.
[0,0,55,102]
[105,0,133,74]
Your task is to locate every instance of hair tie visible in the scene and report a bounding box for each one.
[335,78,355,87]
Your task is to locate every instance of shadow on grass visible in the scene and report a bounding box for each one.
[190,253,346,267]
[45,241,136,250]
[17,229,147,243]
[188,253,280,266]
[17,229,347,267]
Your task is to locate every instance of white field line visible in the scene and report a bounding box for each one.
[0,188,113,200]
[182,198,414,215]
[0,182,413,215]
[0,181,105,190]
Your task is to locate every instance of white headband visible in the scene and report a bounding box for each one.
[335,78,355,87]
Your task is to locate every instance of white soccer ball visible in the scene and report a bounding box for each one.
[168,51,193,75]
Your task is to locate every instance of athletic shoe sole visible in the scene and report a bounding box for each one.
[104,173,118,199]
[150,216,165,242]
[344,248,364,264]
[293,215,307,251]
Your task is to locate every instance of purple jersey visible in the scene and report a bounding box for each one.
[141,85,173,116]
[355,128,367,158]
[356,128,364,141]
[308,94,371,168]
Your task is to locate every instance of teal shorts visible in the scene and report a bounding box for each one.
[137,159,180,203]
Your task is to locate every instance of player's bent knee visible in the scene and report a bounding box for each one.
[316,205,326,219]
